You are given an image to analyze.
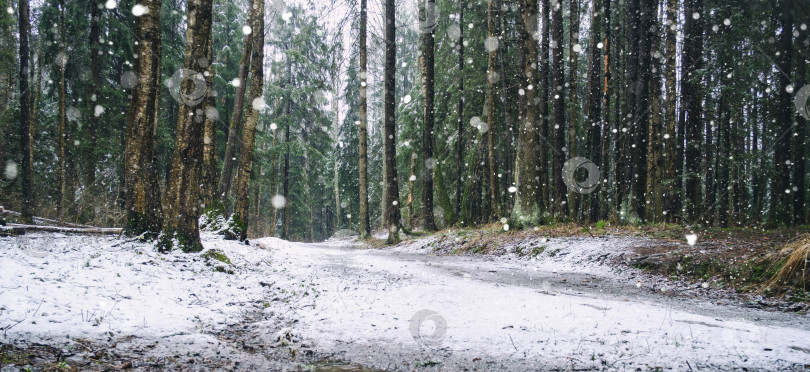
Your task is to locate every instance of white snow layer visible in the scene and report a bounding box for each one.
[0,232,808,370]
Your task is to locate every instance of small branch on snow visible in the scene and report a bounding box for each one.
[2,299,44,336]
[508,333,518,351]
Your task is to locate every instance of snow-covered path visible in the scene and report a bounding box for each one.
[256,236,810,370]
[1,233,809,370]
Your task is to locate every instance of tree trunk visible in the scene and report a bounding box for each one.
[663,0,678,222]
[456,0,465,220]
[584,0,602,223]
[609,15,622,223]
[84,2,102,187]
[282,62,292,240]
[202,36,219,209]
[511,0,542,226]
[232,0,264,242]
[770,0,793,225]
[551,0,567,218]
[123,0,163,238]
[57,0,66,217]
[598,0,611,222]
[417,0,437,231]
[717,56,730,227]
[407,153,417,228]
[486,0,500,221]
[384,0,402,243]
[566,0,580,219]
[794,22,808,224]
[160,0,215,252]
[629,0,652,223]
[30,42,41,176]
[683,0,704,223]
[497,11,513,212]
[332,73,341,230]
[218,4,254,211]
[620,0,639,222]
[252,178,261,236]
[268,127,279,236]
[539,0,550,209]
[704,73,715,224]
[17,0,33,224]
[567,0,579,152]
[645,0,662,222]
[358,0,371,238]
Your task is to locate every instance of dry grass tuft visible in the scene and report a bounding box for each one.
[764,233,810,293]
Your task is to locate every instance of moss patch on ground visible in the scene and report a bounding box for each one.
[201,249,234,274]
[201,249,232,265]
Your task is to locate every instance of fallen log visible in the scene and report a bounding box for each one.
[0,226,27,236]
[1,209,96,228]
[4,224,122,235]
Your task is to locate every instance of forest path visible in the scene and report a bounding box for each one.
[255,236,810,371]
[2,233,808,371]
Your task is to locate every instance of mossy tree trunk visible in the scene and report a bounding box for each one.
[511,0,542,227]
[419,0,437,231]
[161,0,214,252]
[123,0,163,238]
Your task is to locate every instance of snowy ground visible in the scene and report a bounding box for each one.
[1,232,809,370]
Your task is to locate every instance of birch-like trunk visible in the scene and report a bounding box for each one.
[218,3,254,211]
[231,0,264,242]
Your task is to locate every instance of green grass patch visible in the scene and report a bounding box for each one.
[201,249,231,265]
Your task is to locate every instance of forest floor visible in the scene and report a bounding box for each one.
[0,226,809,371]
[395,222,810,309]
